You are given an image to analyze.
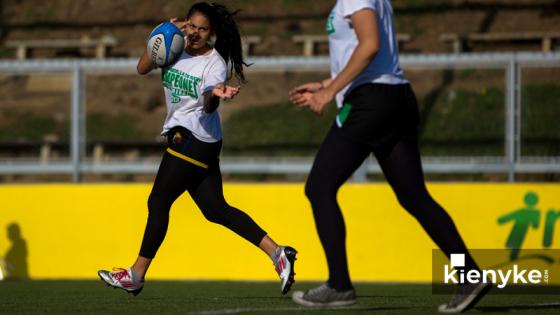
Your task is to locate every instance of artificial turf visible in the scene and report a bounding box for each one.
[0,281,559,314]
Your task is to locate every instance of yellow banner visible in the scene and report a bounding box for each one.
[0,183,559,282]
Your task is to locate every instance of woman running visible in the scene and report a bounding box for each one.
[289,0,489,312]
[98,1,296,296]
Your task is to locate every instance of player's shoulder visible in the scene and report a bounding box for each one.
[339,0,379,17]
[209,49,227,68]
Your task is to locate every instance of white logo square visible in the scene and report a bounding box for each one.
[451,253,465,268]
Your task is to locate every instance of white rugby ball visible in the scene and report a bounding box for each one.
[147,22,185,67]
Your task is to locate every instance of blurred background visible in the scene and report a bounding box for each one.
[0,0,559,183]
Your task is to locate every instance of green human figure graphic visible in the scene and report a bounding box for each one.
[497,192,540,261]
[543,209,560,248]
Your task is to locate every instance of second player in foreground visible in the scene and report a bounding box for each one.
[289,0,490,312]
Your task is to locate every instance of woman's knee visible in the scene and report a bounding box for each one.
[147,193,171,215]
[398,200,420,219]
[199,204,231,225]
[305,175,335,203]
[395,190,439,219]
[203,210,225,224]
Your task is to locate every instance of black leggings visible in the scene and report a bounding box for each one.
[305,126,478,291]
[139,151,267,259]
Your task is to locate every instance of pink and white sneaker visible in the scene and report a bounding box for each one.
[274,246,298,295]
[98,267,144,296]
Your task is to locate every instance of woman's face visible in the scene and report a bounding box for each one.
[186,12,212,50]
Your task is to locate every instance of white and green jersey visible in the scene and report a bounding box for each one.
[161,48,227,143]
[328,0,408,108]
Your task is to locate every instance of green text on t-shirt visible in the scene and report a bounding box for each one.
[326,11,336,35]
[162,68,202,103]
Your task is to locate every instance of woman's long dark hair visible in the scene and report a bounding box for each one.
[187,2,249,83]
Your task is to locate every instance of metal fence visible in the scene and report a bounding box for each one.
[1,52,559,182]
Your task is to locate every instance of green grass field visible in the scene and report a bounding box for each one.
[1,281,559,314]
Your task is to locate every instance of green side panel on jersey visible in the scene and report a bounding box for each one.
[326,11,336,35]
[337,103,352,126]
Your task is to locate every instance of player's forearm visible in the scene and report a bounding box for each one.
[137,49,156,75]
[320,78,333,89]
[203,92,220,113]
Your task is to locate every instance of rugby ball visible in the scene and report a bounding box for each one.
[147,22,185,67]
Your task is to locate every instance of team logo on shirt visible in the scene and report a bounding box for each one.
[326,10,336,35]
[162,68,202,103]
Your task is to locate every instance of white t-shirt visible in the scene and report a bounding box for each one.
[161,48,227,143]
[327,0,408,108]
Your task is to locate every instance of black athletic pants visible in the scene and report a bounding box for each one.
[305,126,479,291]
[139,134,267,259]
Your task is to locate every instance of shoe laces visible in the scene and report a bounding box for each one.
[111,268,131,281]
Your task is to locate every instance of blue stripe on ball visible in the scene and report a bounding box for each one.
[147,21,184,67]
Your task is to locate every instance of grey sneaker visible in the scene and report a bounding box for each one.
[274,246,297,295]
[98,267,144,296]
[438,282,492,313]
[292,283,356,307]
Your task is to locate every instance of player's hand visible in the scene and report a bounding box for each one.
[212,83,240,100]
[289,82,323,98]
[169,17,189,49]
[289,82,321,107]
[170,17,188,34]
[306,88,334,115]
[289,82,334,115]
[289,90,314,108]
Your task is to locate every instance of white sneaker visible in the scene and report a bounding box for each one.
[98,267,144,296]
[274,246,297,295]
